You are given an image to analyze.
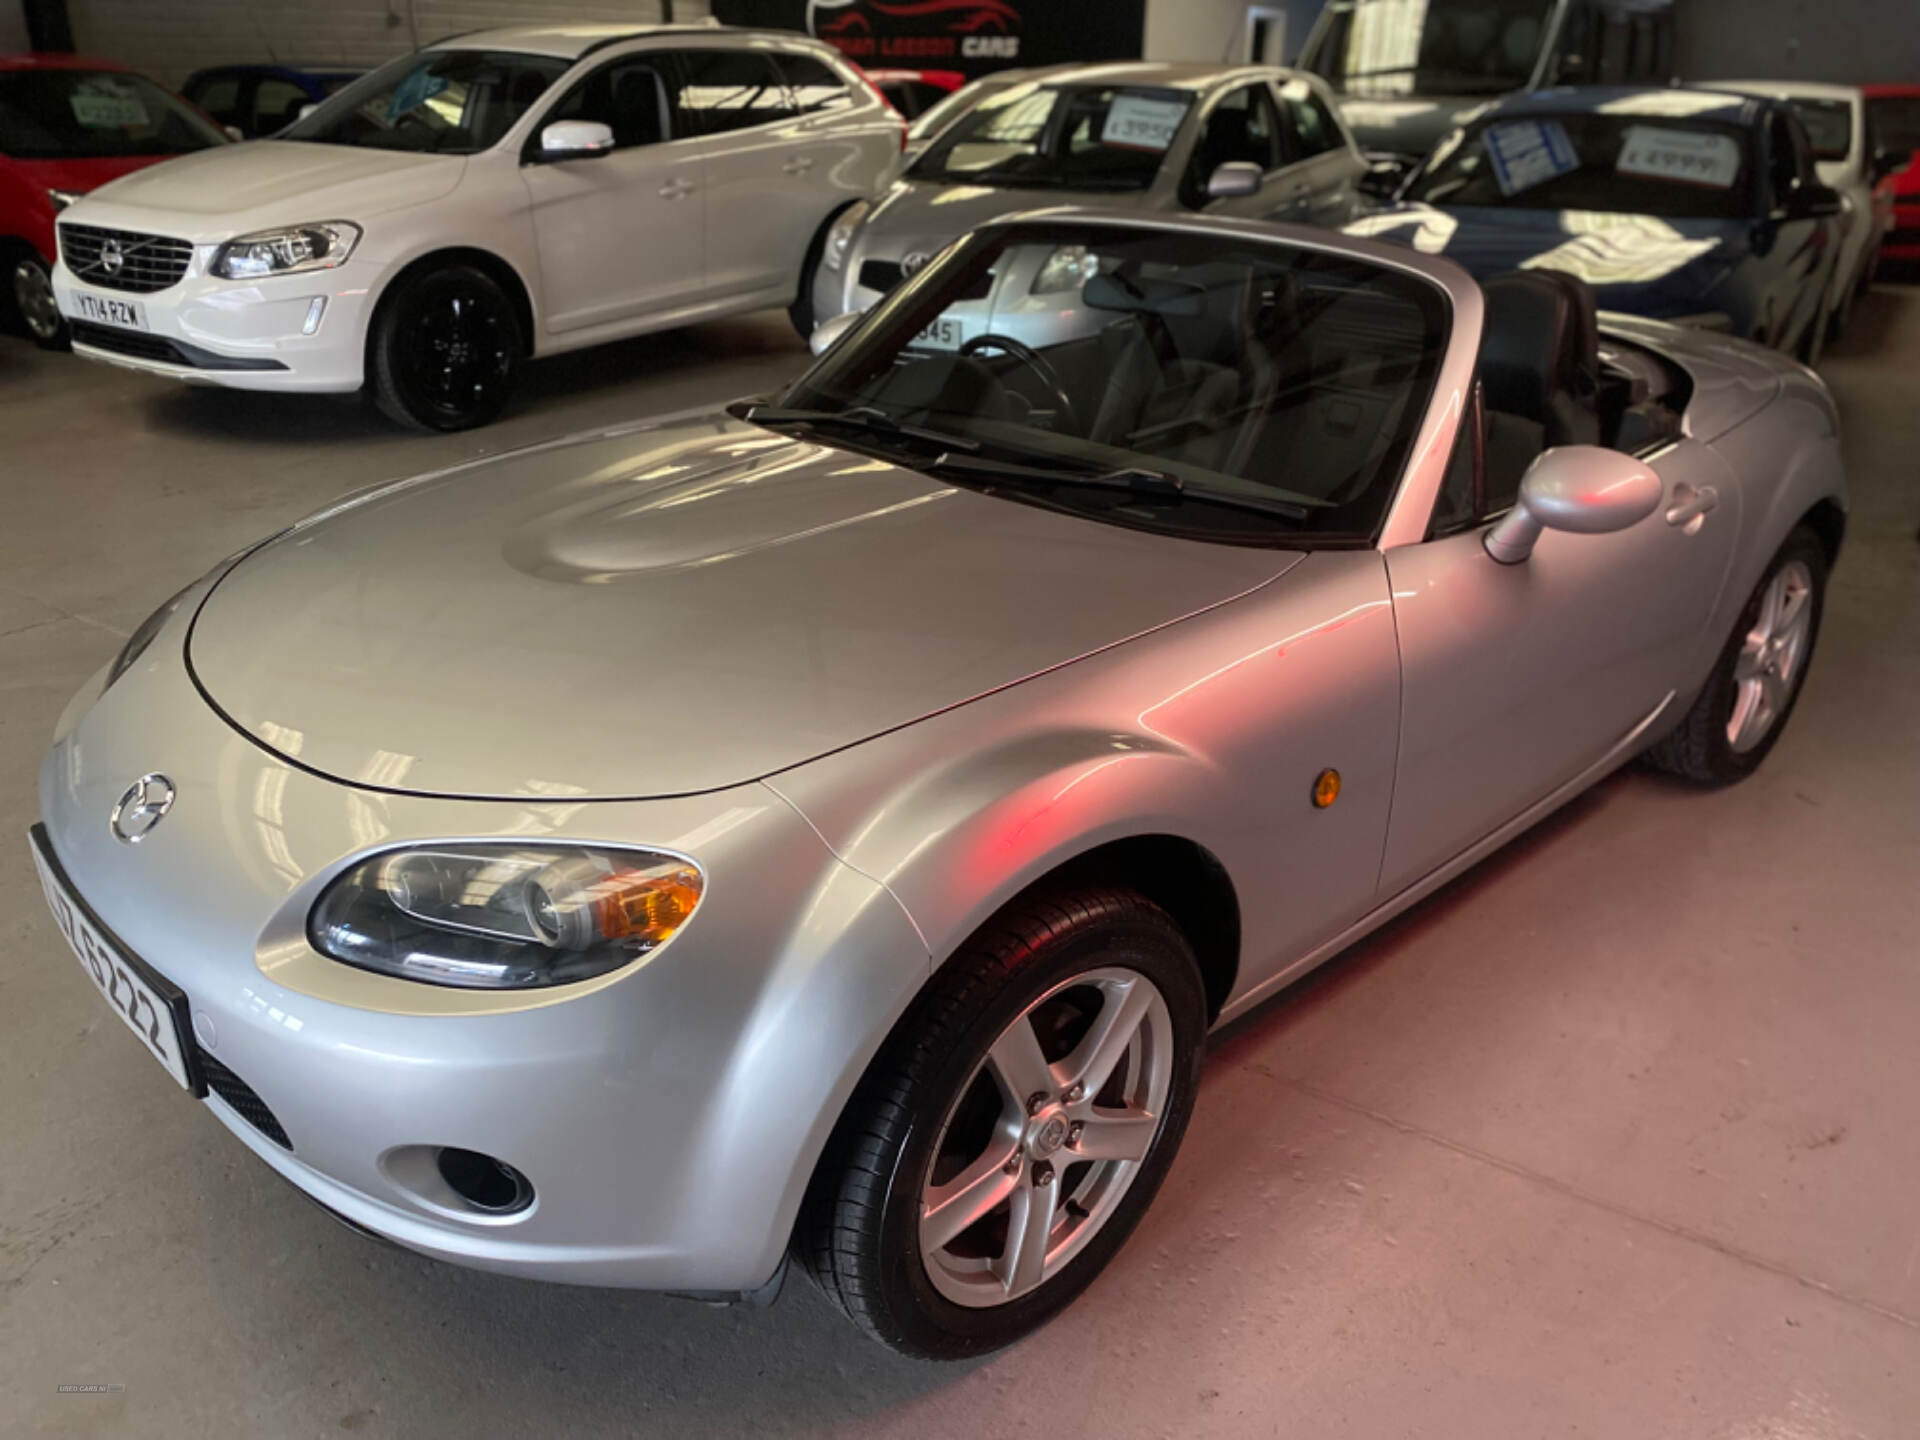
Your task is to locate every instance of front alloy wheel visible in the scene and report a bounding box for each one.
[805,888,1206,1358]
[12,254,69,350]
[369,264,521,431]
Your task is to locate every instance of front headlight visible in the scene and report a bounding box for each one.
[48,187,86,212]
[1031,243,1101,295]
[211,221,361,280]
[310,844,705,990]
[824,202,869,272]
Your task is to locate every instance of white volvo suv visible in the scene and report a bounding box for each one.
[51,25,901,429]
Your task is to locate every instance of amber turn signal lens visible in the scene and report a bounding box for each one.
[594,868,703,945]
[1311,769,1341,808]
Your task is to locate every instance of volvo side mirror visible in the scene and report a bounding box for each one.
[1484,447,1664,564]
[1207,161,1263,199]
[539,120,615,161]
[809,310,865,357]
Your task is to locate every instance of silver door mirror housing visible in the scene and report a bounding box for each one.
[1484,446,1663,565]
[540,120,616,160]
[809,310,865,357]
[1207,161,1263,199]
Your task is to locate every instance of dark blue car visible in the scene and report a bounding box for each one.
[1348,86,1847,361]
[182,63,363,139]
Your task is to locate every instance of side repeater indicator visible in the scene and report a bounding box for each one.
[1311,769,1342,809]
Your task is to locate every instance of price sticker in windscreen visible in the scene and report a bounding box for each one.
[1101,94,1188,152]
[1616,126,1742,188]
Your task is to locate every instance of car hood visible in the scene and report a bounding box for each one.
[188,416,1298,800]
[71,141,463,240]
[857,176,1151,259]
[1346,204,1749,318]
[1334,95,1493,158]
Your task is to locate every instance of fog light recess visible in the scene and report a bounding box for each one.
[435,1147,535,1215]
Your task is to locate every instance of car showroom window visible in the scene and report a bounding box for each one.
[674,50,792,134]
[774,223,1448,544]
[774,52,853,115]
[541,56,676,149]
[1181,83,1282,206]
[280,50,569,153]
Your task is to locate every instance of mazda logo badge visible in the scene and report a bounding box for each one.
[111,774,175,843]
[900,251,931,277]
[99,238,125,277]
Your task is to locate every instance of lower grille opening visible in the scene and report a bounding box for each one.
[199,1052,292,1150]
[69,322,290,372]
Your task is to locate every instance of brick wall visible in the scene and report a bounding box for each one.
[68,0,714,87]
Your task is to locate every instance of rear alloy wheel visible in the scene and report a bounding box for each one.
[12,253,69,351]
[1644,526,1826,784]
[806,889,1206,1358]
[369,264,521,431]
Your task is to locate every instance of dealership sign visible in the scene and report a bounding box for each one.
[712,0,1146,76]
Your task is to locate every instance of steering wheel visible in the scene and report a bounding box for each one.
[958,333,1082,434]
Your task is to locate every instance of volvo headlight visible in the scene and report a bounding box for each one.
[212,221,361,280]
[824,202,869,272]
[310,844,705,990]
[1031,244,1100,295]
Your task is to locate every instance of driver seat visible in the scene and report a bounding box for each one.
[1478,269,1602,509]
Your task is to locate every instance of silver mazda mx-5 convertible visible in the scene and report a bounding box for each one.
[33,211,1844,1359]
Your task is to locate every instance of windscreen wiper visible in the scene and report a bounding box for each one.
[743,404,981,452]
[928,450,1324,523]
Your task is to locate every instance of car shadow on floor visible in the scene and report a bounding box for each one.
[133,313,808,449]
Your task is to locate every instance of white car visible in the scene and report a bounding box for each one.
[51,25,901,429]
[1723,80,1904,340]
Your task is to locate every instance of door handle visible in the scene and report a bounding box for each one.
[659,177,695,200]
[782,155,816,175]
[1664,482,1719,530]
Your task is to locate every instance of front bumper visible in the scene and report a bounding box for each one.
[35,613,930,1291]
[53,250,383,393]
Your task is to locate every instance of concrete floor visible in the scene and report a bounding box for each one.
[2,290,1918,1440]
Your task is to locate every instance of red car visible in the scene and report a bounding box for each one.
[864,67,966,121]
[1865,84,1920,264]
[1,53,228,349]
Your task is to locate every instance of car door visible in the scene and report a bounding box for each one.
[1377,386,1743,895]
[1272,76,1365,228]
[673,47,814,304]
[1176,80,1297,219]
[519,50,707,337]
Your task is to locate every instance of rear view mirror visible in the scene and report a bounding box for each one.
[809,310,865,357]
[1484,447,1663,564]
[1206,161,1263,199]
[539,120,615,161]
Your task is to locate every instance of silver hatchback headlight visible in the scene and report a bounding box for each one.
[310,844,705,990]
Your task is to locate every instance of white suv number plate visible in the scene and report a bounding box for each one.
[72,291,148,331]
[30,831,194,1091]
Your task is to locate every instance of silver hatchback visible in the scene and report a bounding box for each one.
[804,62,1367,342]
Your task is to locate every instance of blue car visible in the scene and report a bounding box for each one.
[182,63,363,139]
[1348,86,1847,361]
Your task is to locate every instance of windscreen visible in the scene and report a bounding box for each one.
[1304,0,1557,98]
[279,50,570,154]
[774,223,1449,544]
[1409,112,1756,218]
[0,69,227,159]
[908,84,1193,192]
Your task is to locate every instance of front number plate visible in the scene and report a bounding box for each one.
[30,829,195,1091]
[71,291,148,330]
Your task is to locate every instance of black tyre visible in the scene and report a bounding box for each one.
[10,251,70,351]
[368,264,521,431]
[804,888,1207,1359]
[789,206,849,342]
[1644,525,1827,785]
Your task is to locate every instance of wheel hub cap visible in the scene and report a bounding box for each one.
[1026,1111,1070,1159]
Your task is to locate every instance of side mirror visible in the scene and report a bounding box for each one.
[1783,181,1845,220]
[809,309,865,358]
[538,120,615,162]
[222,123,244,142]
[1872,146,1914,183]
[297,103,318,121]
[1206,161,1263,199]
[1358,151,1413,200]
[1484,447,1663,565]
